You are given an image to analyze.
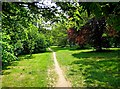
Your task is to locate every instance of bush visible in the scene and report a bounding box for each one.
[34,34,48,53]
[1,41,17,66]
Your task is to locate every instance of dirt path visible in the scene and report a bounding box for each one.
[48,48,71,87]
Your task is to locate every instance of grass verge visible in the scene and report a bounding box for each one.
[51,46,120,88]
[2,51,54,87]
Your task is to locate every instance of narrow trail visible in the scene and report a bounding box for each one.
[48,48,71,87]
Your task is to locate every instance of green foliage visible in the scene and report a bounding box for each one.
[34,34,48,53]
[1,33,17,66]
[51,22,68,47]
[22,24,49,54]
[107,15,120,31]
[2,2,120,66]
[14,40,23,56]
[51,46,120,88]
[2,42,17,64]
[2,2,50,66]
[80,2,120,31]
[27,24,38,55]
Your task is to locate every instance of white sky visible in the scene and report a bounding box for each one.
[38,0,57,8]
[36,1,63,30]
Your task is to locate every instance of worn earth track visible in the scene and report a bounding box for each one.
[48,48,71,87]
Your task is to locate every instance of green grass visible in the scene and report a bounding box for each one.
[2,51,54,87]
[51,46,120,88]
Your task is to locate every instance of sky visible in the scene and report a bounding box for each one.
[38,0,57,8]
[36,1,63,30]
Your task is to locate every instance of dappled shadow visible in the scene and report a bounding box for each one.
[71,50,120,88]
[50,46,91,52]
[2,55,33,71]
[2,70,11,75]
[2,61,19,70]
[2,54,36,73]
[2,51,52,75]
[69,46,92,51]
[19,55,35,60]
[72,50,120,59]
[32,50,52,54]
[2,60,20,75]
[50,46,70,52]
[2,55,31,74]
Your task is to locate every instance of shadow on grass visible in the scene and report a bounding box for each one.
[72,50,120,58]
[2,55,34,75]
[50,46,90,52]
[50,46,69,52]
[2,60,19,70]
[2,51,51,75]
[71,50,120,88]
[2,55,35,71]
[19,55,35,60]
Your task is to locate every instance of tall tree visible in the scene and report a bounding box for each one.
[2,2,50,65]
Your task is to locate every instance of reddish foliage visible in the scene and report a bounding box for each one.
[67,28,77,43]
[107,26,118,37]
[67,17,107,51]
[67,25,91,45]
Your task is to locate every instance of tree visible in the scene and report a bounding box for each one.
[79,2,120,31]
[1,33,17,66]
[67,28,77,47]
[57,2,120,50]
[2,2,50,65]
[2,2,34,55]
[106,25,120,47]
[51,22,68,47]
[67,17,111,51]
[34,33,48,53]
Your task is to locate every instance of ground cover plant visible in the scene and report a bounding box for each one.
[2,51,54,87]
[51,46,120,88]
[1,1,120,88]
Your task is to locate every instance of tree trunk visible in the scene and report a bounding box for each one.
[96,46,102,51]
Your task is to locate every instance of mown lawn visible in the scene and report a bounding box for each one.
[51,46,120,88]
[2,51,54,87]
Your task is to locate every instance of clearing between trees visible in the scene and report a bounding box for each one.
[2,47,120,88]
[51,46,120,88]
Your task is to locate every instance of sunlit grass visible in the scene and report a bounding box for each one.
[51,46,120,88]
[2,52,53,87]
